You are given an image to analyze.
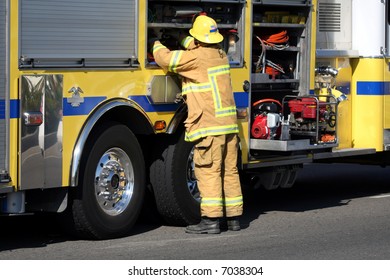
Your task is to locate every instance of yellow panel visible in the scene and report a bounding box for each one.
[8,119,18,189]
[334,59,353,149]
[384,96,390,128]
[310,0,317,91]
[384,57,390,129]
[350,58,384,151]
[8,1,19,188]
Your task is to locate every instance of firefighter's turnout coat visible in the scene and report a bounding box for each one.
[153,37,239,142]
[152,37,243,218]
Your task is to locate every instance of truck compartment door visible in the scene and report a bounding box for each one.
[20,75,63,190]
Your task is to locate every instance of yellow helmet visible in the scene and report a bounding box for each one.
[189,15,224,44]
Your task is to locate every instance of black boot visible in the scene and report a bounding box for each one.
[227,217,240,231]
[185,218,220,234]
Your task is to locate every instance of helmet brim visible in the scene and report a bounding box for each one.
[189,29,224,44]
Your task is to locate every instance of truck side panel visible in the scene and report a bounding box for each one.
[0,0,8,179]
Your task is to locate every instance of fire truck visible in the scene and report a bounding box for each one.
[0,0,388,239]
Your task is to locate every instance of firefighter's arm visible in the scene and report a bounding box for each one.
[153,41,197,75]
[180,35,196,50]
[152,41,171,71]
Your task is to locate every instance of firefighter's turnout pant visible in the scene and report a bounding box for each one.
[194,134,243,218]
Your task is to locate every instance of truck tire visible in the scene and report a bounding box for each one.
[67,123,145,239]
[150,132,200,226]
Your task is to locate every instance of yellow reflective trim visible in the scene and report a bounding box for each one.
[201,197,223,207]
[224,196,243,206]
[215,106,237,117]
[185,124,239,142]
[208,65,231,75]
[169,51,183,73]
[182,82,211,95]
[210,75,220,109]
[153,43,165,53]
[207,64,232,117]
[181,36,194,49]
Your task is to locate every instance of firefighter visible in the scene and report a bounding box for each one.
[152,15,243,234]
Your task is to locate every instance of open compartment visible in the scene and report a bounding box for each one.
[146,0,245,67]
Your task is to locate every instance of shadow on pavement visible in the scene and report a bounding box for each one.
[1,163,390,252]
[239,163,390,230]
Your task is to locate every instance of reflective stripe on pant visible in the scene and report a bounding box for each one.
[194,134,243,218]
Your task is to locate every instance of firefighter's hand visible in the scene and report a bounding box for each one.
[148,37,160,53]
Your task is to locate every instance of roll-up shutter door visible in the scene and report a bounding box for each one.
[19,0,138,68]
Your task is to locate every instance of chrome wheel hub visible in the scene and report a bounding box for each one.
[94,148,134,216]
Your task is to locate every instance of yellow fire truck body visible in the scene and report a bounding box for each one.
[0,0,387,239]
[316,0,390,157]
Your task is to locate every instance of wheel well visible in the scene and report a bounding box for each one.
[93,105,154,136]
[71,101,155,187]
[84,105,156,172]
[83,105,155,165]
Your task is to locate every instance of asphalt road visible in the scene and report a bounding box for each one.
[1,163,390,260]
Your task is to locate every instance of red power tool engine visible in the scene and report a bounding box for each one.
[286,96,337,142]
[251,99,282,139]
[288,97,327,121]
